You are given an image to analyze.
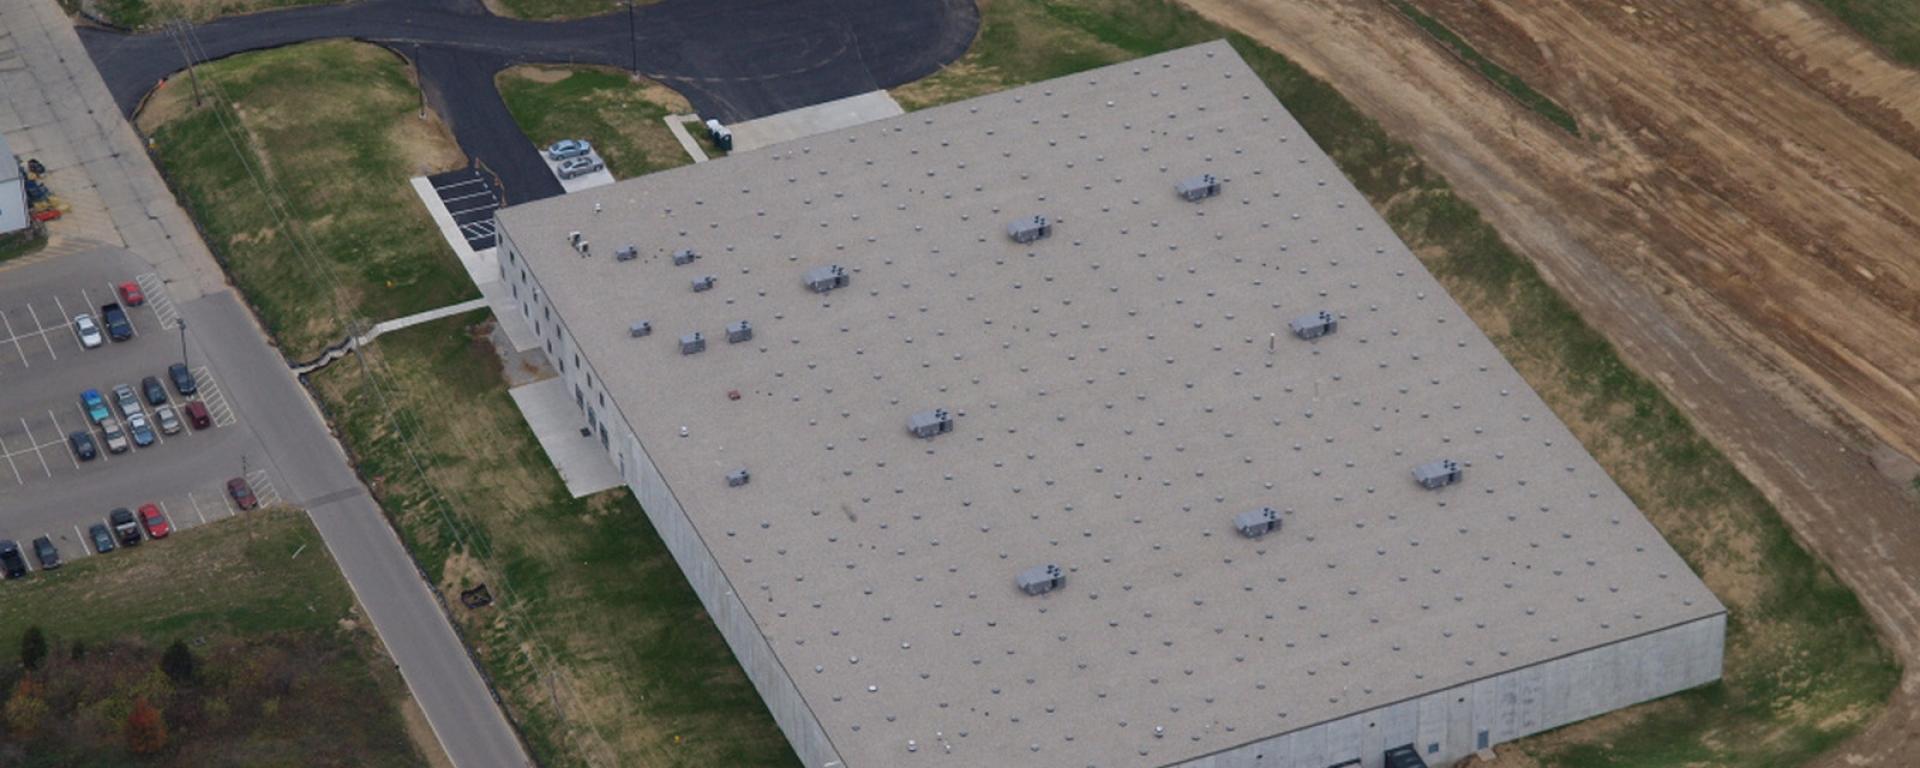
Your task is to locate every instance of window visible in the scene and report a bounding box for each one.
[522,302,530,318]
[545,338,553,355]
[598,392,606,408]
[574,353,580,370]
[512,283,519,299]
[575,385,584,409]
[601,427,610,450]
[544,306,551,322]
[508,250,516,264]
[585,372,592,389]
[559,357,566,374]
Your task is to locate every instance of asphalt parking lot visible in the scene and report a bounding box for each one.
[0,249,280,571]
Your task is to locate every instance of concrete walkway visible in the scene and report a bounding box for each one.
[507,378,621,498]
[726,90,906,153]
[408,175,538,353]
[664,114,710,163]
[360,297,490,344]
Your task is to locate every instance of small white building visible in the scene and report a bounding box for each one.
[0,134,28,235]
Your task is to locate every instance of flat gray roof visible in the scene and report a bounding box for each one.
[497,41,1721,768]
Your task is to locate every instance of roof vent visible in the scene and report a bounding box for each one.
[727,468,751,487]
[674,248,700,266]
[804,264,850,293]
[726,320,753,343]
[1289,310,1337,339]
[629,320,652,338]
[1234,507,1281,538]
[679,332,706,355]
[1175,173,1222,202]
[1016,564,1065,596]
[1413,459,1462,490]
[907,408,954,439]
[615,244,638,262]
[568,231,582,246]
[577,240,590,258]
[692,275,717,292]
[1007,215,1052,244]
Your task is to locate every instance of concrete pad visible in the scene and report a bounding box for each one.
[663,115,709,163]
[538,148,614,193]
[408,176,539,353]
[724,90,905,153]
[506,377,620,498]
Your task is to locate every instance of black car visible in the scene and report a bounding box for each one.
[141,376,168,406]
[30,537,60,570]
[88,523,115,554]
[168,362,197,396]
[108,508,142,547]
[0,541,26,579]
[69,430,97,461]
[101,303,133,342]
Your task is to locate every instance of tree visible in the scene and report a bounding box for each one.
[160,640,195,684]
[125,697,168,755]
[3,679,46,739]
[18,626,45,671]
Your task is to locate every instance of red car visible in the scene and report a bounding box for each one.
[118,281,145,307]
[138,503,170,538]
[227,477,258,511]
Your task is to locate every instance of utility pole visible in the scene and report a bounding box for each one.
[626,0,638,75]
[171,20,204,107]
[176,318,188,372]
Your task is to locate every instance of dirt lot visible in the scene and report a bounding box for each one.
[1179,0,1920,762]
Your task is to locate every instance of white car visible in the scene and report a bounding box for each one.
[74,314,103,349]
[100,419,130,454]
[558,155,604,179]
[153,403,182,435]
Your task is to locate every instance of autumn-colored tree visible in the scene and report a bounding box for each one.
[125,697,168,754]
[3,678,47,739]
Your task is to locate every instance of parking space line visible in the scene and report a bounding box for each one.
[76,404,110,464]
[72,525,89,556]
[53,295,82,348]
[195,366,238,428]
[247,469,281,507]
[47,410,78,469]
[135,273,180,330]
[0,432,22,485]
[189,492,208,525]
[18,417,51,478]
[0,310,28,367]
[25,303,57,360]
[157,500,178,533]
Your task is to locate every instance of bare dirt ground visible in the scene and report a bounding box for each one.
[1179,0,1920,763]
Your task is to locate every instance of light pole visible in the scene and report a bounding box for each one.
[177,318,188,373]
[626,0,637,74]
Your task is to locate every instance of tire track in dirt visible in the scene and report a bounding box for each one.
[1178,0,1920,762]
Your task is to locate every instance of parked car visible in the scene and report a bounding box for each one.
[88,523,115,554]
[80,388,110,423]
[169,362,198,396]
[118,280,145,307]
[557,155,605,179]
[127,411,155,447]
[153,403,181,435]
[109,508,142,547]
[228,477,259,511]
[69,430,97,461]
[31,537,60,570]
[184,400,212,431]
[101,419,129,454]
[138,503,170,539]
[545,139,591,160]
[141,376,167,406]
[101,303,132,341]
[0,541,25,579]
[113,384,142,419]
[74,313,103,349]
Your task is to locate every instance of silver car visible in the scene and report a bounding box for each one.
[112,384,142,420]
[154,403,182,435]
[101,419,130,454]
[558,155,604,179]
[545,139,591,160]
[74,314,103,349]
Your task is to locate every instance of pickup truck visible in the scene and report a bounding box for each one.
[108,508,142,547]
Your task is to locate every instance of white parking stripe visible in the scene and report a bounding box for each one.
[157,500,177,533]
[441,189,493,204]
[0,310,28,367]
[53,295,82,347]
[18,417,50,477]
[48,410,78,469]
[445,203,499,218]
[0,432,22,485]
[25,303,57,360]
[189,492,208,525]
[433,177,484,192]
[71,525,88,556]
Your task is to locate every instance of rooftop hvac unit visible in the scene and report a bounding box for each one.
[673,248,699,266]
[1233,507,1281,538]
[1413,459,1462,490]
[679,332,706,355]
[629,320,652,338]
[1289,310,1337,340]
[907,408,953,439]
[727,468,751,487]
[577,240,590,257]
[568,231,582,246]
[1175,173,1222,202]
[615,244,638,262]
[1016,564,1065,596]
[1007,215,1051,244]
[804,264,850,293]
[726,320,753,343]
[692,275,717,292]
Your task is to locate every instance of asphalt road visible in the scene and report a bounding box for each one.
[79,0,978,203]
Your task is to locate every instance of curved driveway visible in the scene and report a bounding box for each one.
[81,0,977,201]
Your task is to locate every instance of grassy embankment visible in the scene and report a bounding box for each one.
[1382,0,1578,136]
[894,1,1896,766]
[0,509,423,767]
[80,0,327,29]
[497,65,696,179]
[1810,0,1920,65]
[140,39,795,768]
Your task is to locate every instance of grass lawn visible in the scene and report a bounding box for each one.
[484,0,648,21]
[311,313,795,768]
[0,508,423,767]
[80,0,330,29]
[140,40,472,360]
[497,65,696,180]
[895,0,1897,765]
[0,228,46,265]
[1810,0,1920,66]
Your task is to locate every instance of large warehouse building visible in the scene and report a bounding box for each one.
[493,41,1723,768]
